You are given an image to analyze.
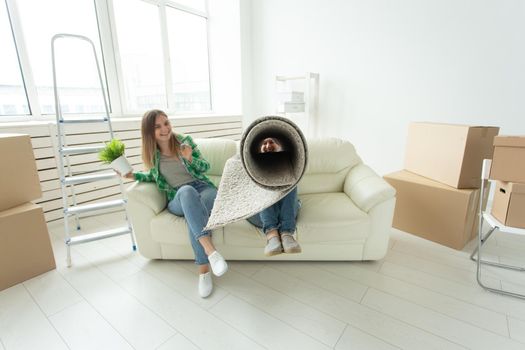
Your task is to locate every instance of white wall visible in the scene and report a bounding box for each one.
[242,0,525,175]
[239,0,253,123]
[208,0,242,115]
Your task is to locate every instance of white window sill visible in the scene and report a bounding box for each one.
[0,113,242,127]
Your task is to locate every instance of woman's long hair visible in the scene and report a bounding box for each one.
[141,109,181,169]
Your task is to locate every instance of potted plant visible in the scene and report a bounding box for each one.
[98,139,132,175]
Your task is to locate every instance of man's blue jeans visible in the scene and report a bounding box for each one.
[167,180,217,265]
[247,187,300,235]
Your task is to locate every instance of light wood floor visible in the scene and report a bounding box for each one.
[2,212,525,350]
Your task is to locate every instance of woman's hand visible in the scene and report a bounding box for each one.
[180,143,193,162]
[115,170,134,179]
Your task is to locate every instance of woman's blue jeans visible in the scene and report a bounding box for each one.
[247,187,300,235]
[167,180,217,265]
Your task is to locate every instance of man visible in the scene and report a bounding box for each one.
[259,137,283,153]
[248,137,302,256]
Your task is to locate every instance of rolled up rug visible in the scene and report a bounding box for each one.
[204,116,308,230]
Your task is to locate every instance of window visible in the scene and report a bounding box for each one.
[171,0,206,13]
[112,0,166,112]
[15,0,107,115]
[112,0,211,114]
[166,6,211,112]
[0,1,29,116]
[0,0,214,119]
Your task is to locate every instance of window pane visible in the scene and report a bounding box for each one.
[0,1,29,116]
[171,0,206,13]
[166,7,211,112]
[113,0,166,112]
[16,0,108,115]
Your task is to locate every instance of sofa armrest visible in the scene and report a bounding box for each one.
[126,181,165,259]
[344,164,396,212]
[127,181,167,214]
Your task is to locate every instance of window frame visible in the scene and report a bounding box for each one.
[1,0,212,121]
[105,0,212,116]
[3,0,40,121]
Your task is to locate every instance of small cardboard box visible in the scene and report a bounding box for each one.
[0,203,56,291]
[277,102,306,113]
[277,91,304,103]
[384,170,483,250]
[491,181,525,228]
[0,134,42,211]
[490,136,525,183]
[404,122,499,189]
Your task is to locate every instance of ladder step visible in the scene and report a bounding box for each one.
[65,199,126,215]
[61,145,105,155]
[66,226,132,246]
[63,172,118,185]
[59,116,109,124]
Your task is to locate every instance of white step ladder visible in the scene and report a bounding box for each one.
[51,33,136,267]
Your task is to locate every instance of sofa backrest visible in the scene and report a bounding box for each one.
[195,138,237,186]
[195,137,361,194]
[298,138,362,194]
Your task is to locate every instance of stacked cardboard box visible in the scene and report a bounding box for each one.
[489,136,525,228]
[384,122,499,250]
[0,134,56,291]
[277,91,305,113]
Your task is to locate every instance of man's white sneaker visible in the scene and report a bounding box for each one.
[264,236,283,256]
[281,232,302,254]
[198,272,213,298]
[208,251,228,276]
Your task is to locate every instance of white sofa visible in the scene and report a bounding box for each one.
[127,138,396,261]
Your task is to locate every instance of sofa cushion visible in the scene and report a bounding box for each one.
[298,169,349,195]
[221,192,370,248]
[305,138,361,174]
[150,210,224,245]
[297,193,370,243]
[195,138,237,176]
[299,138,362,194]
[223,219,265,247]
[207,175,221,188]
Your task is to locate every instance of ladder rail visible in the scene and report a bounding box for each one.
[51,34,112,124]
[51,35,72,257]
[66,153,81,229]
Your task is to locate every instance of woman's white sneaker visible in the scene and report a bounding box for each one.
[208,251,228,276]
[198,272,213,298]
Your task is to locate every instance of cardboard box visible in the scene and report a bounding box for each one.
[491,181,525,228]
[0,134,42,211]
[404,122,499,189]
[384,170,483,250]
[0,203,56,291]
[277,91,304,103]
[490,136,525,183]
[277,102,305,113]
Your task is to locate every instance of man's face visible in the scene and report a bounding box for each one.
[260,137,282,153]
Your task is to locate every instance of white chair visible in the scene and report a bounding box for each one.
[470,159,525,299]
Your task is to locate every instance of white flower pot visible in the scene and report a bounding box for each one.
[110,155,132,175]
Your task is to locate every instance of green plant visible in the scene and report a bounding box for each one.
[98,139,125,164]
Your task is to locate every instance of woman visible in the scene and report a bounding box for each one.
[121,109,227,298]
